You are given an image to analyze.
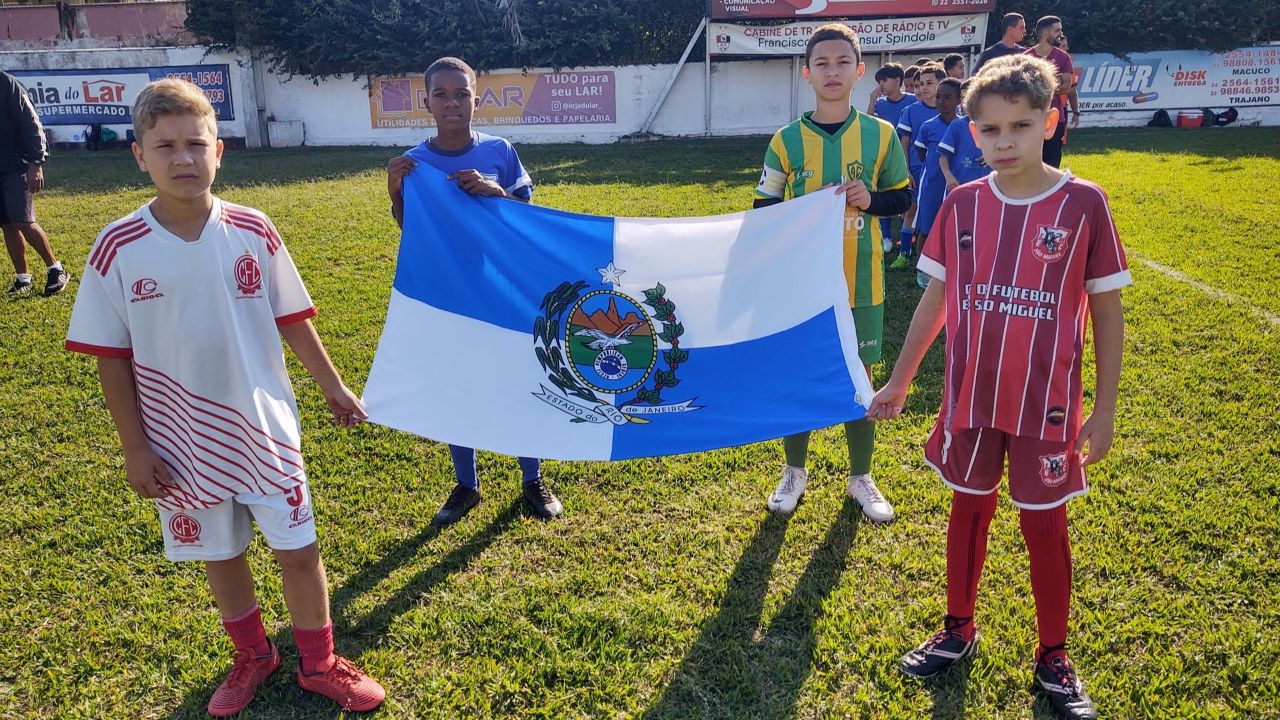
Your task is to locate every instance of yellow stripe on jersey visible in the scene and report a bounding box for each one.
[755,108,911,308]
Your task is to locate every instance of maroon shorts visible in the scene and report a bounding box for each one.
[0,170,35,225]
[923,417,1087,509]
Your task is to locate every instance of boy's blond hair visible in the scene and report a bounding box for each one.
[132,78,217,141]
[963,54,1059,118]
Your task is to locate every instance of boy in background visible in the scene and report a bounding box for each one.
[65,78,385,716]
[754,24,911,522]
[869,55,1129,720]
[893,62,943,270]
[868,62,916,252]
[937,80,991,191]
[387,57,564,527]
[912,77,962,288]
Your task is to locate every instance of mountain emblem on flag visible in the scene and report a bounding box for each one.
[532,278,701,425]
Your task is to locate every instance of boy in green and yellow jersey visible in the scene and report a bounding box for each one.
[754,23,912,522]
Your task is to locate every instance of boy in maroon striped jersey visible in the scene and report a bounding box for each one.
[868,55,1129,720]
[64,79,384,716]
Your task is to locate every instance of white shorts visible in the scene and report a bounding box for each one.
[157,482,317,562]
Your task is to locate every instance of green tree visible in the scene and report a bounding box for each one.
[990,0,1280,54]
[185,0,706,78]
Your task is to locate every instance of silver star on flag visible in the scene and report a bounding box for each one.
[597,262,625,287]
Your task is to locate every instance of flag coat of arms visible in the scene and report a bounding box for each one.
[362,167,873,461]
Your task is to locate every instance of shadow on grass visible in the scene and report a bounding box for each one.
[922,652,975,719]
[642,498,863,720]
[165,499,521,718]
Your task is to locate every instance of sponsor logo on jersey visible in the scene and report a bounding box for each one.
[1031,225,1071,263]
[958,230,974,250]
[129,277,165,303]
[169,513,202,544]
[1046,406,1066,426]
[234,253,263,295]
[1039,452,1070,487]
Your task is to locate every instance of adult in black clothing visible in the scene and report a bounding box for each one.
[1,70,68,296]
[973,13,1027,74]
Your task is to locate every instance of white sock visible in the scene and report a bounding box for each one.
[48,261,63,271]
[16,273,32,282]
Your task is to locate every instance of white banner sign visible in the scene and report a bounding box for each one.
[1073,46,1280,112]
[709,14,988,56]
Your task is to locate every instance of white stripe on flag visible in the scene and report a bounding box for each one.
[363,290,615,460]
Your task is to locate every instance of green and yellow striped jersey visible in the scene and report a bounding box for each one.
[755,108,910,308]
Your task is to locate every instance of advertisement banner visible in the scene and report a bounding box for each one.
[711,0,995,20]
[14,65,234,126]
[369,71,616,129]
[710,14,987,55]
[1074,46,1280,112]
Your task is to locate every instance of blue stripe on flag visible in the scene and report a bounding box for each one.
[395,166,616,334]
[608,307,864,460]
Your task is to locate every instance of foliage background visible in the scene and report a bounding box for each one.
[184,0,1280,78]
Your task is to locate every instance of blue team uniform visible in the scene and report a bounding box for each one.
[404,131,534,200]
[938,117,991,186]
[873,92,916,131]
[913,114,951,236]
[896,100,939,183]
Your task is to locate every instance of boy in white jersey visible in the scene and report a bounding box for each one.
[869,55,1129,720]
[64,79,384,716]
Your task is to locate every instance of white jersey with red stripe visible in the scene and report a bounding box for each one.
[66,197,317,510]
[918,172,1131,442]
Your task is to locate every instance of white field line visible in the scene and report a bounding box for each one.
[1136,256,1280,329]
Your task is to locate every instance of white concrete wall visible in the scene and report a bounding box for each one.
[1,45,250,143]
[5,45,1277,146]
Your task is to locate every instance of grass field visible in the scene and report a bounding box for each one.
[2,128,1278,719]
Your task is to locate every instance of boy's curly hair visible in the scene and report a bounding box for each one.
[963,54,1059,118]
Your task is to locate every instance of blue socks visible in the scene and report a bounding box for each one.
[899,227,914,256]
[448,445,542,489]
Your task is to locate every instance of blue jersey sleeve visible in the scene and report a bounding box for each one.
[939,120,961,157]
[502,141,534,201]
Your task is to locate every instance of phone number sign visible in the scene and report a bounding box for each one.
[15,65,234,126]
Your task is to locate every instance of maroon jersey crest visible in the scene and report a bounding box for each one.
[1038,452,1070,487]
[1031,225,1071,263]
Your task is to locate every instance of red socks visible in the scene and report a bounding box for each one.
[945,491,998,639]
[222,604,271,657]
[944,492,1073,649]
[1020,504,1072,649]
[293,622,337,676]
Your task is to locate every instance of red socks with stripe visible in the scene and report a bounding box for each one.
[293,623,337,676]
[222,604,271,657]
[945,492,1073,648]
[945,491,998,640]
[1020,504,1072,649]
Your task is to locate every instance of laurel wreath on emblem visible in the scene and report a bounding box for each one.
[534,280,689,423]
[623,282,688,407]
[533,280,603,415]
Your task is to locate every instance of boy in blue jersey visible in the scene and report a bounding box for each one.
[913,78,962,288]
[387,57,563,527]
[892,62,943,269]
[938,80,992,190]
[869,62,915,253]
